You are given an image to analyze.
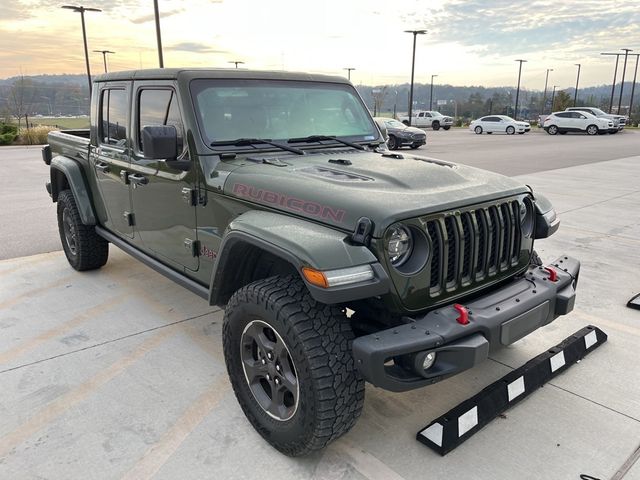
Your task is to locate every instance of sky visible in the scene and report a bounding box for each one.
[1,0,639,89]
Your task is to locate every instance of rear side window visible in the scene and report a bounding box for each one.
[555,112,571,118]
[100,89,127,146]
[137,89,185,153]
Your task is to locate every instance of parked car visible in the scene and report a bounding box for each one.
[375,117,426,150]
[469,115,530,135]
[398,111,453,130]
[541,111,613,135]
[565,107,625,132]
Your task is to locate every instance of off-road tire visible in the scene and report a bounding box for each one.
[387,135,398,150]
[57,190,109,271]
[432,121,441,131]
[222,275,365,456]
[530,250,543,267]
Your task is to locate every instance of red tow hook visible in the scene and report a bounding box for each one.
[544,266,558,282]
[453,304,470,325]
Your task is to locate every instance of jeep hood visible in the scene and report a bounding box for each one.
[219,150,529,237]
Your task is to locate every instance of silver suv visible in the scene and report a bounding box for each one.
[565,107,625,132]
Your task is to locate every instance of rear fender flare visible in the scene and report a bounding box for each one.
[50,155,96,225]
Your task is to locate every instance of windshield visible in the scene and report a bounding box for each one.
[590,108,606,116]
[190,79,378,148]
[384,119,405,128]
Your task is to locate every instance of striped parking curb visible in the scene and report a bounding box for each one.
[417,325,607,455]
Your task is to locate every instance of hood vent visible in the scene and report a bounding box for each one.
[299,166,373,182]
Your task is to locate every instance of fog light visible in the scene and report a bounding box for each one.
[422,352,436,370]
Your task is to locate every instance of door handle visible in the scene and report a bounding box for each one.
[95,162,110,173]
[129,173,148,186]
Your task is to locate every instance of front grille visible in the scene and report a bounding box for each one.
[425,199,523,294]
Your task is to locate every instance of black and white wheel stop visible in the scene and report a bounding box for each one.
[417,325,607,455]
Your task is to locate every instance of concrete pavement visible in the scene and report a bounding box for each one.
[1,155,639,479]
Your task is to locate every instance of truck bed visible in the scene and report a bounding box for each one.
[48,129,91,163]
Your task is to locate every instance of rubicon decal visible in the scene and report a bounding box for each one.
[232,183,346,222]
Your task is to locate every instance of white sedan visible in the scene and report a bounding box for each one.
[469,115,531,135]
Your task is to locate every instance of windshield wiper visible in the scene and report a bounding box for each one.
[211,138,304,155]
[287,135,365,151]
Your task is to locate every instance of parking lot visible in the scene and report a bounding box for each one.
[1,130,639,479]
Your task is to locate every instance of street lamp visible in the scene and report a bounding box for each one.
[404,29,427,125]
[61,5,102,94]
[542,68,553,115]
[514,59,527,120]
[550,85,558,112]
[343,67,355,81]
[601,52,621,113]
[153,0,164,67]
[429,74,438,111]
[229,61,245,68]
[618,48,633,114]
[93,50,115,73]
[573,64,581,107]
[629,55,639,122]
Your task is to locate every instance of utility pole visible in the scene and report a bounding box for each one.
[514,59,527,120]
[550,86,558,112]
[618,48,633,114]
[404,29,427,125]
[343,67,355,81]
[573,64,581,106]
[542,69,553,115]
[93,50,115,73]
[61,5,102,95]
[153,0,164,67]
[429,74,438,111]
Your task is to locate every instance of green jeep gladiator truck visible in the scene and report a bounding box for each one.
[43,68,577,456]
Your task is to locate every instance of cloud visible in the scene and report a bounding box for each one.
[130,7,183,24]
[168,42,228,54]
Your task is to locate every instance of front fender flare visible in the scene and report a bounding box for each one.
[50,155,96,225]
[209,211,390,305]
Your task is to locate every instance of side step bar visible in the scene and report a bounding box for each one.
[96,226,209,300]
[417,325,607,455]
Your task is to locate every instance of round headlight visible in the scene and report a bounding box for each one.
[519,198,535,238]
[387,225,413,267]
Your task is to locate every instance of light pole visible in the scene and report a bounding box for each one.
[618,48,633,114]
[514,59,527,120]
[343,67,355,81]
[93,50,115,73]
[629,55,640,122]
[542,68,553,115]
[602,52,621,113]
[429,74,438,111]
[404,29,427,125]
[229,61,245,68]
[153,0,164,67]
[573,64,581,106]
[550,85,558,112]
[61,5,101,95]
[393,90,398,119]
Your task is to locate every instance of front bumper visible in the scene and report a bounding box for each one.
[400,136,426,147]
[353,255,580,392]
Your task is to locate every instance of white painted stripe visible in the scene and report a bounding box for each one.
[550,351,566,373]
[458,406,478,437]
[507,376,525,402]
[420,422,443,447]
[584,330,598,349]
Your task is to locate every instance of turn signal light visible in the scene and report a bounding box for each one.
[301,267,329,288]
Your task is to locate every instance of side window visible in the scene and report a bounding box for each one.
[556,112,571,118]
[100,89,127,146]
[418,112,424,117]
[138,89,185,155]
[425,112,432,117]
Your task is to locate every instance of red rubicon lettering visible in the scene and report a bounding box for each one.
[232,183,345,222]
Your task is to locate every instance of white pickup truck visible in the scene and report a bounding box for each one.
[398,111,453,130]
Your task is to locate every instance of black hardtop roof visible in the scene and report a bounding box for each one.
[94,68,351,84]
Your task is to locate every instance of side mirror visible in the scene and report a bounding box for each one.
[141,125,177,160]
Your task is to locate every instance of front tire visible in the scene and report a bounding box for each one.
[57,190,109,271]
[586,125,599,135]
[387,135,398,150]
[506,126,515,135]
[432,121,440,131]
[222,276,365,456]
[474,126,483,134]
